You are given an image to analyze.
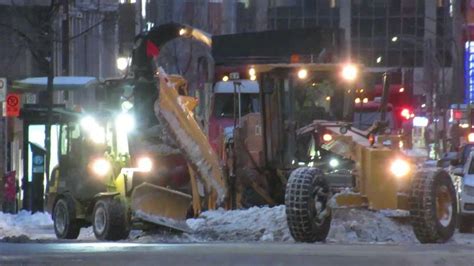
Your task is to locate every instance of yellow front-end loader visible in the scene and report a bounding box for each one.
[128,69,227,229]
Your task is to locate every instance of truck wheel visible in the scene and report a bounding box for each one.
[93,198,131,241]
[285,167,331,243]
[53,197,81,239]
[459,215,473,233]
[410,170,457,243]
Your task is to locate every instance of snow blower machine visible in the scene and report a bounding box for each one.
[46,23,226,240]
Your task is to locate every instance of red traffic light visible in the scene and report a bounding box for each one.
[454,110,463,120]
[400,108,411,119]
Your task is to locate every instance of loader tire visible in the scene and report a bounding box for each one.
[459,215,474,233]
[93,198,131,241]
[285,167,331,243]
[410,170,457,243]
[53,197,81,239]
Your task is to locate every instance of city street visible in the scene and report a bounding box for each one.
[1,1,474,265]
[1,242,474,266]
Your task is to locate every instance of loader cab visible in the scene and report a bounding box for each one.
[47,110,132,212]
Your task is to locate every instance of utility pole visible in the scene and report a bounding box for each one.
[452,0,464,103]
[0,105,4,210]
[44,1,61,197]
[62,0,69,76]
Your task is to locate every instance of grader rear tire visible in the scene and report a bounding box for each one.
[410,170,457,243]
[285,167,331,243]
[93,198,131,241]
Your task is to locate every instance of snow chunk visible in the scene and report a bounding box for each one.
[185,206,293,242]
[328,208,416,243]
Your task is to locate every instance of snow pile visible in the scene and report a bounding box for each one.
[0,211,95,241]
[181,205,417,244]
[187,206,293,242]
[0,211,54,240]
[328,208,416,243]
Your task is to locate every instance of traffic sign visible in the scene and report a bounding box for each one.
[5,93,20,117]
[0,78,6,101]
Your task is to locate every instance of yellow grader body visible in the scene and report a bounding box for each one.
[313,122,411,210]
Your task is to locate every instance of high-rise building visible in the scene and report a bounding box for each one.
[145,0,457,94]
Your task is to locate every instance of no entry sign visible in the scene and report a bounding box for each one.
[6,93,20,117]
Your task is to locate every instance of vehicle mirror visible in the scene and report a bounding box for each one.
[452,167,464,176]
[339,126,348,135]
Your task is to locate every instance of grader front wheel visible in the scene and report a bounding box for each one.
[285,167,332,243]
[410,170,457,243]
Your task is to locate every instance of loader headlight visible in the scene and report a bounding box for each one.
[91,158,111,177]
[115,112,135,133]
[137,157,153,172]
[329,158,339,168]
[80,115,105,144]
[390,159,410,178]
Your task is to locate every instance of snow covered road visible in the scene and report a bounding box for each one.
[1,206,474,245]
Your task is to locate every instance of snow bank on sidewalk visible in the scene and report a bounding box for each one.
[0,211,53,240]
[0,211,95,241]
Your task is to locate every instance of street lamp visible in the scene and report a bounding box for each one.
[341,64,358,82]
[298,68,308,79]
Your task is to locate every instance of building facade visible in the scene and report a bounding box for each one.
[143,0,461,105]
[0,0,130,211]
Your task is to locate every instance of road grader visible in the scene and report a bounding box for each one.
[46,23,456,243]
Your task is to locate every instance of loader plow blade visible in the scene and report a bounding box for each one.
[131,183,192,232]
[155,68,227,203]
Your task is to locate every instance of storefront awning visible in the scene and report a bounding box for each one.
[12,76,99,92]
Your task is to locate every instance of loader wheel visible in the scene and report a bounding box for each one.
[410,170,457,243]
[93,198,131,241]
[53,197,81,239]
[285,167,331,243]
[459,215,474,233]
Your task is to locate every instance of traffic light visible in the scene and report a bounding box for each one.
[400,108,411,120]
